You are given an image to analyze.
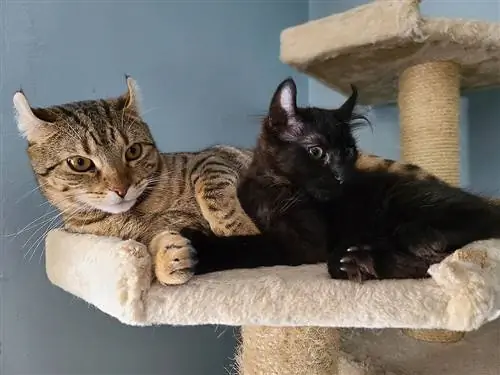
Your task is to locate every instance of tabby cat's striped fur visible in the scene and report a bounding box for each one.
[13,77,437,285]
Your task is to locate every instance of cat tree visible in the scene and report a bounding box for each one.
[43,0,500,374]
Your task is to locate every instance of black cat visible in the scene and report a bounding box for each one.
[184,78,500,281]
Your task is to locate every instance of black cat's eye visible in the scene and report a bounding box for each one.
[308,146,324,160]
[125,143,143,161]
[67,156,95,172]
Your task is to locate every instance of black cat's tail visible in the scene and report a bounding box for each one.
[180,228,291,275]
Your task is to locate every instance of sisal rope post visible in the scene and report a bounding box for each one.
[398,61,465,343]
[237,326,340,375]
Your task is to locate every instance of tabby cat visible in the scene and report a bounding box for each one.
[183,78,500,282]
[14,77,260,285]
[14,76,439,285]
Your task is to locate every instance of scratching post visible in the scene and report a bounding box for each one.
[237,326,339,375]
[399,61,464,343]
[399,62,461,186]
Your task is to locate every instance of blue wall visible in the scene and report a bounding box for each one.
[468,90,500,197]
[0,1,307,374]
[308,0,500,188]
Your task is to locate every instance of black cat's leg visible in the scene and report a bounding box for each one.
[327,243,420,281]
[180,228,289,275]
[392,224,463,278]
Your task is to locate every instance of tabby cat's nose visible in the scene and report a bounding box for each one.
[110,185,129,199]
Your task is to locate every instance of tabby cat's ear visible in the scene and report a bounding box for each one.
[13,91,56,141]
[116,75,142,115]
[336,85,358,122]
[269,77,297,119]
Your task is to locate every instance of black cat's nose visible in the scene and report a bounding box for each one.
[334,172,344,184]
[332,169,344,183]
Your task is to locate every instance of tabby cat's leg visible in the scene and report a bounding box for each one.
[149,229,198,285]
[194,165,259,236]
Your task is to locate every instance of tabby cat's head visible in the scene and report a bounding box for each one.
[259,78,364,200]
[13,77,161,214]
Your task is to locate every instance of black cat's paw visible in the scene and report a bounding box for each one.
[341,245,378,282]
[328,245,379,283]
[179,227,211,247]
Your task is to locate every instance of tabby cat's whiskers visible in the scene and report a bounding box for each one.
[23,205,80,262]
[15,180,51,204]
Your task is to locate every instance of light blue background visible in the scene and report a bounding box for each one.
[1,1,498,374]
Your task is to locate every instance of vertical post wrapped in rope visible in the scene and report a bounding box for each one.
[399,61,461,185]
[237,326,340,375]
[398,60,464,343]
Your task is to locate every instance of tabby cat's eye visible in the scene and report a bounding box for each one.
[67,156,95,172]
[125,143,143,161]
[308,146,324,160]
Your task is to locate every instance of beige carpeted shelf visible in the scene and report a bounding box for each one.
[45,229,500,330]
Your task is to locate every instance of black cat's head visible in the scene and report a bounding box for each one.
[258,77,364,200]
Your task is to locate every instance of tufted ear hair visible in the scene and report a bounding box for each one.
[336,85,358,123]
[13,90,57,141]
[115,75,142,115]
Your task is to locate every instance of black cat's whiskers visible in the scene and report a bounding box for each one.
[277,191,304,215]
[246,112,268,122]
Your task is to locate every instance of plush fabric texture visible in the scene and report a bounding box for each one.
[280,0,500,105]
[45,228,500,331]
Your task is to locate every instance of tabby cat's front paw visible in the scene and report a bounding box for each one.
[150,231,198,285]
[328,245,378,283]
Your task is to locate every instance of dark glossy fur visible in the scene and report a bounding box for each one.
[185,78,500,281]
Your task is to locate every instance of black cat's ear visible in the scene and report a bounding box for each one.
[267,78,304,139]
[269,77,297,119]
[336,85,358,122]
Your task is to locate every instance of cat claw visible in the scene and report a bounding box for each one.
[151,231,198,285]
[346,245,372,252]
[340,264,364,283]
[340,245,378,282]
